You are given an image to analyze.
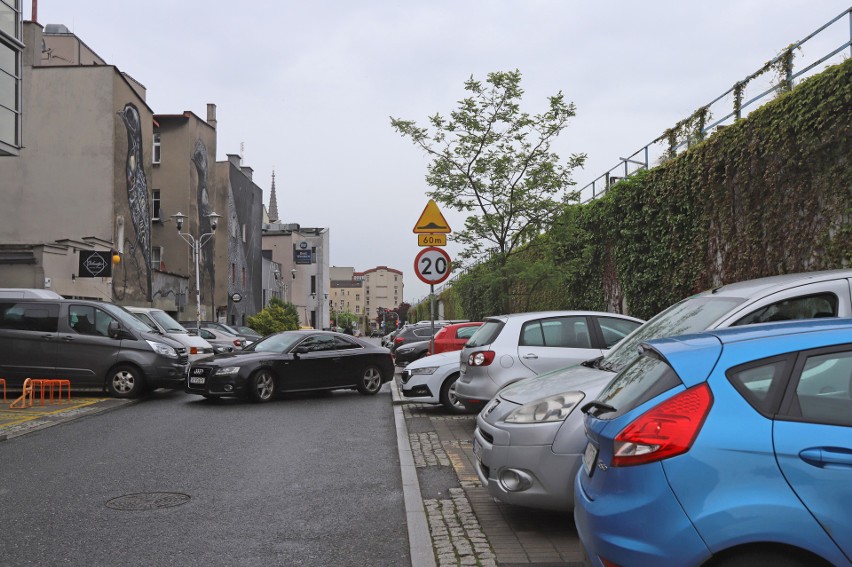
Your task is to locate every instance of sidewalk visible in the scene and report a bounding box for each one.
[0,394,135,441]
[392,376,584,567]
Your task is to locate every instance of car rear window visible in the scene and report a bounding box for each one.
[593,350,682,419]
[465,320,504,347]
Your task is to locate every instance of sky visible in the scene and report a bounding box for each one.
[33,1,851,304]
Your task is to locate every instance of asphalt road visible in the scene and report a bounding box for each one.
[0,385,409,567]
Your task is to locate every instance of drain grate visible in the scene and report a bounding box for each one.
[106,492,191,511]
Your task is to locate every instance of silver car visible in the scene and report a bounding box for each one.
[473,269,852,511]
[197,327,246,353]
[455,311,644,413]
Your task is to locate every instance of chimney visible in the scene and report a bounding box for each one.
[206,103,217,129]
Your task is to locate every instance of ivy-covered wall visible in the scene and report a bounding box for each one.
[442,58,850,321]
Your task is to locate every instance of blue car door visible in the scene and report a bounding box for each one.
[773,346,852,561]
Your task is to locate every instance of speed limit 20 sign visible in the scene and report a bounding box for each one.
[414,247,452,285]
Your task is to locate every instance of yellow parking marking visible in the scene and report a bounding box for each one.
[0,398,103,429]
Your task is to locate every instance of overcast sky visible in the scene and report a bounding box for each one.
[34,1,850,304]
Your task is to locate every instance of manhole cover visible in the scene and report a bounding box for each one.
[106,492,190,511]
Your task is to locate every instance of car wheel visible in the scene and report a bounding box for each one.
[107,364,146,399]
[356,365,383,395]
[439,373,468,414]
[248,369,275,403]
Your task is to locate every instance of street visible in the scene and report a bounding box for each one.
[0,387,409,567]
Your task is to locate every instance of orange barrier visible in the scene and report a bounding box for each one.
[9,378,35,409]
[8,378,71,408]
[0,377,5,401]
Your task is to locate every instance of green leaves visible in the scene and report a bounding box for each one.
[246,297,300,336]
[391,69,586,267]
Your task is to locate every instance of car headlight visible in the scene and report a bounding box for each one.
[408,366,439,375]
[214,367,241,376]
[146,340,178,359]
[504,392,585,423]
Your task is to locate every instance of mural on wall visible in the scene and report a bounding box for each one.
[227,164,263,326]
[191,139,216,317]
[117,102,152,301]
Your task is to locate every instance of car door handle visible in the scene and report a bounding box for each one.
[522,353,538,359]
[799,447,852,469]
[61,335,75,342]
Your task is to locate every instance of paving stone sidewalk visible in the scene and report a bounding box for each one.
[397,379,584,567]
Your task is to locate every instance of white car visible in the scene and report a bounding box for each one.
[399,351,467,413]
[126,306,215,363]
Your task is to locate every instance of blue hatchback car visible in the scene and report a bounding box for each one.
[575,318,852,567]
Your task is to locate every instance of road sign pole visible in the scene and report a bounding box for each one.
[430,284,435,353]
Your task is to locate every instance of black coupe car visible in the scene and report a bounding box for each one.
[185,330,395,402]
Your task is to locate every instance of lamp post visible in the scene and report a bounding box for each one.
[171,211,221,328]
[310,292,328,329]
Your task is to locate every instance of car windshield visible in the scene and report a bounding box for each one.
[102,304,155,333]
[601,295,746,371]
[244,332,305,353]
[149,310,188,333]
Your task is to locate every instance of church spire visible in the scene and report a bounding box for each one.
[268,170,280,223]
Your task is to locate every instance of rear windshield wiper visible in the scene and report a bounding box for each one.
[581,401,617,417]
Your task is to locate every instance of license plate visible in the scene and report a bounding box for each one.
[472,437,481,459]
[189,376,206,385]
[582,442,598,477]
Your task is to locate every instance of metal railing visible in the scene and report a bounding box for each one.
[577,7,852,203]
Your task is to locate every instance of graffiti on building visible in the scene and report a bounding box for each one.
[191,139,216,315]
[117,102,152,300]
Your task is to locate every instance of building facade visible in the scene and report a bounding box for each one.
[0,22,159,302]
[329,266,366,332]
[262,224,330,329]
[355,266,404,331]
[0,0,22,156]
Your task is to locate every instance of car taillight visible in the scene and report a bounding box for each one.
[467,351,495,366]
[394,337,404,344]
[233,339,241,347]
[611,383,712,467]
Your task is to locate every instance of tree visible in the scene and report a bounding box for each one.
[246,297,299,336]
[391,70,585,267]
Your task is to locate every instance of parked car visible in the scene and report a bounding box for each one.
[230,325,262,342]
[393,340,430,367]
[575,318,852,567]
[0,288,63,299]
[400,350,469,413]
[473,268,852,512]
[390,323,447,354]
[181,320,256,344]
[456,311,644,412]
[185,330,395,402]
[429,322,483,355]
[126,306,215,363]
[0,298,188,397]
[195,327,246,353]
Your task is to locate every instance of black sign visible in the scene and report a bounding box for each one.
[78,251,113,278]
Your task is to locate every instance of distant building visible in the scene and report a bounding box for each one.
[262,223,329,329]
[355,266,404,331]
[330,266,365,331]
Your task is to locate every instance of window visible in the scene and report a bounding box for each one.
[152,132,161,164]
[356,294,360,301]
[598,317,643,348]
[734,293,838,326]
[151,247,162,270]
[0,302,59,332]
[152,190,161,220]
[783,348,852,427]
[520,317,592,348]
[242,267,246,288]
[355,306,360,314]
[232,263,236,283]
[727,357,792,414]
[69,305,113,336]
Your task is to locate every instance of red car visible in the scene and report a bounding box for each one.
[429,322,483,355]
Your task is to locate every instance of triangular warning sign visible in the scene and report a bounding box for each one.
[413,199,451,234]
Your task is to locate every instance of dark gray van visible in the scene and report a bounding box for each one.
[0,299,188,398]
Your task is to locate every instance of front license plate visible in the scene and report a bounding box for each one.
[472,437,481,459]
[582,442,598,477]
[189,376,206,385]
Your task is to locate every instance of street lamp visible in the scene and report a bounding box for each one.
[171,210,221,328]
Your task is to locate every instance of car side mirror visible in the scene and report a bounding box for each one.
[108,321,133,340]
[293,346,309,356]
